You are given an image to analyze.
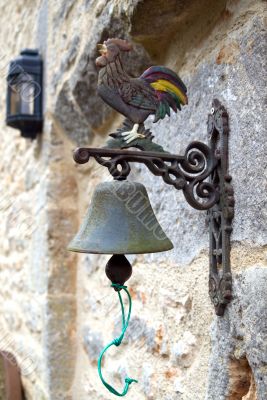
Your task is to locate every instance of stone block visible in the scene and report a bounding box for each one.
[206,266,267,400]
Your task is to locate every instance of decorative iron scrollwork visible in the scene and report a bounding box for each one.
[73,140,219,211]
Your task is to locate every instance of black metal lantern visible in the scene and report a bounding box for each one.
[6,49,43,139]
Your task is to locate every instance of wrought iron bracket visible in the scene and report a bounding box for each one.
[73,99,234,315]
[74,142,219,211]
[207,99,234,316]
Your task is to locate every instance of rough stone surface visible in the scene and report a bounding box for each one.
[83,326,103,362]
[0,0,266,399]
[136,11,267,264]
[206,266,267,400]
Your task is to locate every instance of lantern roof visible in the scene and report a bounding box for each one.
[7,49,42,77]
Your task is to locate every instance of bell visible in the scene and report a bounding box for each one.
[68,180,173,254]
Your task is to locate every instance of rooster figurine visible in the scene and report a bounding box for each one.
[96,38,188,144]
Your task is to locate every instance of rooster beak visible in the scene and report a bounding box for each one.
[97,44,107,55]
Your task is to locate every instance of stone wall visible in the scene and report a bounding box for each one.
[0,0,266,399]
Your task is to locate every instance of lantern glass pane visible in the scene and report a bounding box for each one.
[10,87,21,115]
[9,74,35,116]
[20,81,35,114]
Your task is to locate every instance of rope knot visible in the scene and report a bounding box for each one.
[98,284,136,396]
[125,377,138,385]
[113,338,122,347]
[111,283,127,290]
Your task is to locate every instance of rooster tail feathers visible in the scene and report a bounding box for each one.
[168,91,181,110]
[141,66,187,122]
[153,95,167,122]
[141,66,187,93]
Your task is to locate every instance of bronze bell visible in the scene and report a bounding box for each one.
[68,180,173,255]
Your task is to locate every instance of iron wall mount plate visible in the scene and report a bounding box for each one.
[73,99,234,316]
[207,99,234,316]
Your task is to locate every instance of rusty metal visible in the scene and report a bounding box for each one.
[72,99,234,315]
[74,141,219,211]
[207,99,234,316]
[0,351,24,399]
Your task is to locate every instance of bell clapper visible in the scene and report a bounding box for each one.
[105,254,132,289]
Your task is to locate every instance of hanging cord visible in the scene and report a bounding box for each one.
[98,283,138,396]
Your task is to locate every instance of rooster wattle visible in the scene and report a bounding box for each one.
[96,38,188,143]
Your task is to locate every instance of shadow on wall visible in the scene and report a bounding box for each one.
[52,0,228,146]
[130,0,228,65]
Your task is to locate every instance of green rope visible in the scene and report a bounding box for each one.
[97,283,138,396]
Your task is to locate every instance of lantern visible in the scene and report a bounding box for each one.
[6,49,43,139]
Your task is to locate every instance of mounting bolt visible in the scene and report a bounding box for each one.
[224,174,232,182]
[224,225,233,233]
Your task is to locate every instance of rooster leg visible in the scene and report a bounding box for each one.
[121,124,146,143]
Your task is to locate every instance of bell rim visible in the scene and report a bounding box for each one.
[67,242,174,255]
